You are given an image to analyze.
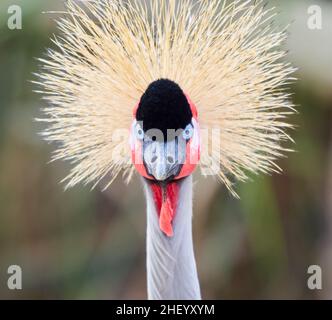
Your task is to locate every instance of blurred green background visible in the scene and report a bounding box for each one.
[0,0,332,299]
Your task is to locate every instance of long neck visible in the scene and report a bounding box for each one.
[144,175,201,300]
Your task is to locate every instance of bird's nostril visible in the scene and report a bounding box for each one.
[167,156,175,164]
[151,156,158,163]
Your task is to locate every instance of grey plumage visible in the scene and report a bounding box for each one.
[144,175,201,300]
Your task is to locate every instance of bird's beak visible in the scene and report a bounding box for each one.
[143,138,186,182]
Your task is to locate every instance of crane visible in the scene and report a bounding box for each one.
[36,0,295,300]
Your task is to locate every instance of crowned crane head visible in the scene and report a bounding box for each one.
[131,79,200,182]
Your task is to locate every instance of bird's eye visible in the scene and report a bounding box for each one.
[135,123,144,140]
[183,124,194,140]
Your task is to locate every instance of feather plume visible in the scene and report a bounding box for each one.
[36,0,295,195]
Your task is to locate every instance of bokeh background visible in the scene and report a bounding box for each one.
[0,0,332,299]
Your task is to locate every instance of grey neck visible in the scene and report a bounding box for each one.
[143,175,201,300]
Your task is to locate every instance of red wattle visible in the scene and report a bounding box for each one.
[150,182,179,237]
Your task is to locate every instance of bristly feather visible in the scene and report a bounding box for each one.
[35,0,295,196]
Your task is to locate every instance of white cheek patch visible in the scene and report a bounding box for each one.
[129,120,137,152]
[191,117,201,156]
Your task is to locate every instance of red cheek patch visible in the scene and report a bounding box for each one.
[150,182,180,237]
